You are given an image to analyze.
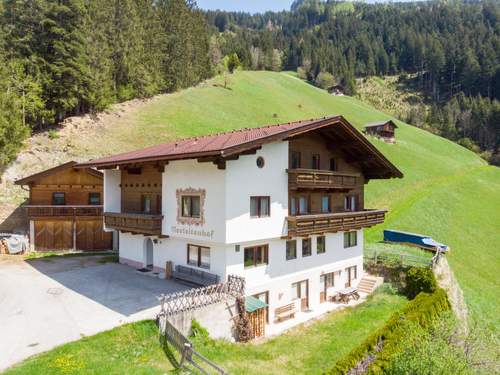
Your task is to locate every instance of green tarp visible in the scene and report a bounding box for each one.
[245,296,268,313]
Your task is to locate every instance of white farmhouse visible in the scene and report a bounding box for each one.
[78,115,402,328]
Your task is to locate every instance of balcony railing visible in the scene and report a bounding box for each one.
[104,212,163,236]
[287,168,359,190]
[286,209,386,237]
[26,205,103,217]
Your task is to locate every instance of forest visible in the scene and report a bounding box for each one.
[0,0,213,168]
[206,0,500,163]
[0,0,499,169]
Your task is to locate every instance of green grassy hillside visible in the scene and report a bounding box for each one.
[12,71,500,332]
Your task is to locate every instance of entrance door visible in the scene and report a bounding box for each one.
[145,239,154,269]
[320,275,326,303]
[292,280,309,311]
[345,266,357,288]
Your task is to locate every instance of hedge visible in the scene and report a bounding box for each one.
[328,288,450,375]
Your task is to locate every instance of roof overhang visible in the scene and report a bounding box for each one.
[76,116,403,179]
[15,161,103,186]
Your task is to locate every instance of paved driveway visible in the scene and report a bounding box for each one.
[0,255,189,371]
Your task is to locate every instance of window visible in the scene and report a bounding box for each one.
[302,238,311,257]
[344,195,357,211]
[182,195,201,218]
[244,245,269,268]
[187,244,210,269]
[290,197,297,216]
[344,231,357,248]
[322,272,335,288]
[299,196,308,214]
[253,291,269,323]
[345,266,357,287]
[256,156,265,168]
[88,192,101,205]
[321,196,330,213]
[286,240,297,260]
[52,192,65,205]
[330,158,338,171]
[312,154,321,169]
[142,195,152,213]
[317,236,326,254]
[250,196,270,218]
[291,151,301,169]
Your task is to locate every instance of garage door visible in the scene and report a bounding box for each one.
[76,219,113,251]
[34,220,73,251]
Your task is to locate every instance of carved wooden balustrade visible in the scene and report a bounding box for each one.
[26,205,103,217]
[287,168,359,190]
[286,209,386,237]
[104,212,163,236]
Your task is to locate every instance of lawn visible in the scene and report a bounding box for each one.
[190,290,406,375]
[2,321,174,375]
[3,289,406,375]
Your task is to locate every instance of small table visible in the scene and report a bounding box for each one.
[337,287,360,304]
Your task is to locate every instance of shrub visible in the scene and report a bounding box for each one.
[328,288,450,375]
[189,319,209,340]
[48,129,60,140]
[405,267,437,299]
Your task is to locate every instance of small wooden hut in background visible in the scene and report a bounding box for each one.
[363,120,398,143]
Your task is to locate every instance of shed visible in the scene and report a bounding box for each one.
[363,120,398,143]
[15,161,114,252]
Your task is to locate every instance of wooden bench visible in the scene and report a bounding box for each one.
[274,303,296,323]
[172,265,219,286]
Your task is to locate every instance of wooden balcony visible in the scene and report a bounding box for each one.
[104,212,163,236]
[287,169,359,190]
[26,205,103,218]
[286,209,386,237]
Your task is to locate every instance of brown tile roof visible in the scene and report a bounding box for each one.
[77,115,403,178]
[78,116,340,166]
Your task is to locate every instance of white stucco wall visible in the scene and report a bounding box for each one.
[103,169,121,232]
[103,169,121,212]
[225,142,289,243]
[162,159,226,243]
[224,230,364,322]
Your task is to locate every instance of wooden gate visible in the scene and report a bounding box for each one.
[34,220,73,251]
[76,219,113,251]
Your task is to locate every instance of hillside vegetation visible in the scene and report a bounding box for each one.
[3,71,499,334]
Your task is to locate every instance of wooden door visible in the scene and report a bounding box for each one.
[299,280,309,311]
[320,275,326,303]
[76,219,112,251]
[34,220,73,251]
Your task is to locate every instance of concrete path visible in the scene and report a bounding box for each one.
[0,255,189,371]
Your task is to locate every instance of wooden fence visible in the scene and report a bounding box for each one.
[158,274,245,317]
[365,250,434,268]
[158,315,227,374]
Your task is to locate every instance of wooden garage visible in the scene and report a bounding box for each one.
[15,161,113,252]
